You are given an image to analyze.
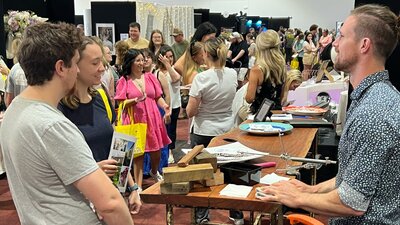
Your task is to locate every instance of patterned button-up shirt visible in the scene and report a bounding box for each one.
[330,71,400,225]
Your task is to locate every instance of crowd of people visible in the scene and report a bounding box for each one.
[0,3,399,225]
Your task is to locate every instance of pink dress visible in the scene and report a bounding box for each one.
[115,73,171,152]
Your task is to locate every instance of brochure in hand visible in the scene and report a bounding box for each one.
[109,132,137,192]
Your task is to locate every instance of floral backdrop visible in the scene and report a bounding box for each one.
[3,10,47,59]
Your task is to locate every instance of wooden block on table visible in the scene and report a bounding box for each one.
[194,150,218,172]
[160,181,192,194]
[201,169,224,187]
[163,163,214,183]
[177,145,204,167]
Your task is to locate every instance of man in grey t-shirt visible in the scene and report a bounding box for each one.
[0,22,133,225]
[5,62,27,107]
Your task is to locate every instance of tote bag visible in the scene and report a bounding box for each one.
[290,57,299,70]
[115,102,147,158]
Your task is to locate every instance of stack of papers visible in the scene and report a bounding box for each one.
[219,184,253,198]
[260,173,290,185]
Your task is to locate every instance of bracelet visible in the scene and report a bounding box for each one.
[127,183,139,192]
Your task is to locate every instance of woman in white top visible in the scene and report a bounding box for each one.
[156,45,181,151]
[187,37,237,146]
[186,37,238,224]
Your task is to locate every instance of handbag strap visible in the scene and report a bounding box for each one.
[117,100,135,125]
[98,88,112,122]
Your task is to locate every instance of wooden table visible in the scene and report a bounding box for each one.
[141,127,318,225]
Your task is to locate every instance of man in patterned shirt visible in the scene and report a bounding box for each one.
[258,4,400,224]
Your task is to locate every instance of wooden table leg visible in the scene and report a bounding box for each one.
[277,205,283,225]
[253,213,262,225]
[166,204,174,225]
[270,210,277,225]
[191,208,196,225]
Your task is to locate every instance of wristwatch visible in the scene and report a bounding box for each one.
[127,183,139,192]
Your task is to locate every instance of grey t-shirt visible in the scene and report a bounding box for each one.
[0,97,102,225]
[5,63,27,97]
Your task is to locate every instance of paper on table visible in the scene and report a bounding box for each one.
[260,173,290,185]
[247,114,255,121]
[270,114,293,121]
[205,142,268,164]
[219,184,253,198]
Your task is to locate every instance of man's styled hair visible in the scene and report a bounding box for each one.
[129,22,141,31]
[18,22,82,85]
[309,24,318,32]
[351,4,400,60]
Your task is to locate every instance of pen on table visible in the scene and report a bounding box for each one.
[272,114,289,117]
[293,115,312,119]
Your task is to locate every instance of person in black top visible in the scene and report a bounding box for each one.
[245,30,286,114]
[228,32,249,87]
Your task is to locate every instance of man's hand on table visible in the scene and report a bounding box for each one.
[256,180,308,208]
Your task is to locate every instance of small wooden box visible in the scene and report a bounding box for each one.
[163,163,214,183]
[160,182,192,194]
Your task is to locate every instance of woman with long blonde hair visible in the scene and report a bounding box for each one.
[182,41,205,86]
[246,30,286,113]
[281,69,302,106]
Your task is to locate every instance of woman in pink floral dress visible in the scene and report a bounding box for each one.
[115,49,171,189]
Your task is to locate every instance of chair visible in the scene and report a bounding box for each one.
[287,214,324,225]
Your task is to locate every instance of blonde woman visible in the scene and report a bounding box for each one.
[186,37,237,224]
[246,30,286,113]
[281,69,302,106]
[177,42,205,119]
[182,41,206,87]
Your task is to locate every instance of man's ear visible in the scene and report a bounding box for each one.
[360,38,372,54]
[54,60,66,78]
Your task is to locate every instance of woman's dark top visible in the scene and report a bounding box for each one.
[250,79,283,114]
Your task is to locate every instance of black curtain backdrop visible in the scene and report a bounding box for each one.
[1,0,74,67]
[91,1,136,43]
[194,9,210,28]
[75,15,84,25]
[209,13,236,33]
[267,18,290,31]
[208,13,289,35]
